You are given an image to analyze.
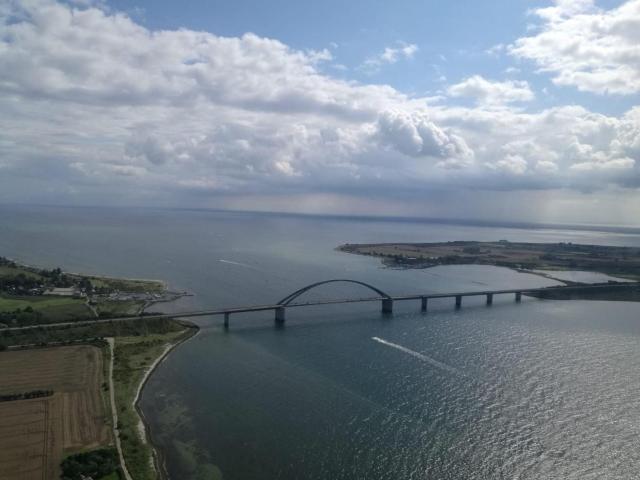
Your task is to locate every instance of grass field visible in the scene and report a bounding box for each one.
[0,345,112,480]
[0,294,94,325]
[113,329,195,480]
[0,317,185,348]
[78,275,165,294]
[0,264,45,280]
[1,258,166,296]
[94,299,145,317]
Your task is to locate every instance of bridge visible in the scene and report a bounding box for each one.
[2,280,637,333]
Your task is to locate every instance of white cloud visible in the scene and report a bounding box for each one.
[617,107,640,157]
[510,0,640,94]
[485,44,505,56]
[361,42,418,73]
[447,75,535,106]
[306,48,333,64]
[535,160,559,173]
[570,157,635,171]
[0,0,408,119]
[429,103,640,190]
[0,0,639,216]
[487,155,529,175]
[375,110,473,160]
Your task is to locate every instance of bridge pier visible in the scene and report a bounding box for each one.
[486,293,493,305]
[455,295,462,308]
[421,296,428,312]
[381,298,393,314]
[515,292,522,302]
[275,306,286,324]
[224,312,230,328]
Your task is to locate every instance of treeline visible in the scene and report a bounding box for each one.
[528,283,640,301]
[0,306,43,325]
[0,259,100,295]
[61,448,121,480]
[0,389,53,402]
[0,272,45,294]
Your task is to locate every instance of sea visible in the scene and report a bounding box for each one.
[1,205,640,480]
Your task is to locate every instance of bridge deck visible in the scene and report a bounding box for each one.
[1,283,637,332]
[390,283,633,300]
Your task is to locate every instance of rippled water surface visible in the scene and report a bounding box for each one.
[2,206,640,479]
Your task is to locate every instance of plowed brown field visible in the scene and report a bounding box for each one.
[0,345,112,479]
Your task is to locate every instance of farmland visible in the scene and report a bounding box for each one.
[338,240,640,280]
[0,255,195,479]
[0,255,184,328]
[0,345,112,480]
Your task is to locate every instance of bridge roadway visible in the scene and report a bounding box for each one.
[2,282,637,332]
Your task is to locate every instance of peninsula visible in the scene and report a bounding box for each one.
[0,255,196,480]
[338,241,640,280]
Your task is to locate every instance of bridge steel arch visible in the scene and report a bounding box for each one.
[277,279,392,306]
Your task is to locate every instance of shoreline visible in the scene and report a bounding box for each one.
[141,292,195,315]
[337,240,640,282]
[132,321,199,480]
[2,254,169,288]
[1,253,196,479]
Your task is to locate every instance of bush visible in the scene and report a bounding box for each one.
[60,448,120,480]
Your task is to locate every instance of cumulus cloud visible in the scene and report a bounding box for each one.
[0,0,638,215]
[447,75,535,106]
[487,155,529,175]
[375,111,473,162]
[0,0,407,119]
[617,107,640,157]
[510,0,640,94]
[430,103,640,190]
[536,160,560,173]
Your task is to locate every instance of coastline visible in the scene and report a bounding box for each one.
[131,321,199,480]
[2,254,169,288]
[1,248,196,480]
[337,241,640,282]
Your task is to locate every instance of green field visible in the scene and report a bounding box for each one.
[79,275,165,294]
[1,257,169,329]
[0,294,93,325]
[0,258,166,294]
[94,299,145,318]
[0,264,45,280]
[99,472,121,480]
[0,317,185,348]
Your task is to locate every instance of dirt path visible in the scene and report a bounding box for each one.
[85,299,99,318]
[106,337,133,480]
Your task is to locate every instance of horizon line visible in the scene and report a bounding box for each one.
[2,202,640,235]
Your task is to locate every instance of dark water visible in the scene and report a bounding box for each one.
[2,206,640,479]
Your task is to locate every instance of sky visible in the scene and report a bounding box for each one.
[0,0,639,224]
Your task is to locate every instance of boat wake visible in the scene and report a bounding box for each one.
[218,259,261,271]
[371,337,464,376]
